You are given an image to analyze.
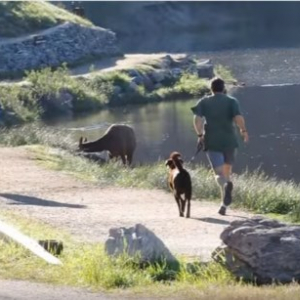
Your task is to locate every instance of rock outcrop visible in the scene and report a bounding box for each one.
[213,216,300,284]
[0,22,121,75]
[119,54,214,93]
[105,224,178,264]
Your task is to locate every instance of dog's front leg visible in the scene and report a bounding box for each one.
[186,199,191,218]
[181,198,186,216]
[174,194,183,217]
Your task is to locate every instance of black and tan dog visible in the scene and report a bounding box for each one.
[165,152,192,218]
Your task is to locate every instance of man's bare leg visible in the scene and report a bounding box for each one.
[215,164,233,215]
[213,165,226,201]
[223,164,232,181]
[219,163,233,215]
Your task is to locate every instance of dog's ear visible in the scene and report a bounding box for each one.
[83,137,88,143]
[165,159,172,167]
[170,151,181,159]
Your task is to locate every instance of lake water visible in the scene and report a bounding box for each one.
[48,82,300,182]
[45,46,300,181]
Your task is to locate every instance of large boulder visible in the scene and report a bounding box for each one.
[159,54,175,69]
[105,224,178,264]
[212,216,300,284]
[149,70,168,83]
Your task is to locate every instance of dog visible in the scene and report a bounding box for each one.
[165,152,192,218]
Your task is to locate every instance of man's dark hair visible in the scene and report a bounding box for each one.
[211,77,225,93]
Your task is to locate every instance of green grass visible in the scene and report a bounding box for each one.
[0,84,41,125]
[0,124,74,149]
[1,128,300,296]
[0,209,234,292]
[30,145,300,223]
[0,1,92,37]
[0,66,107,125]
[3,208,300,299]
[2,201,300,298]
[154,73,209,100]
[1,124,299,222]
[214,65,237,84]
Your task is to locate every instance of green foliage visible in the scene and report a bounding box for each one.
[27,66,108,115]
[233,170,300,217]
[153,73,210,100]
[0,63,227,126]
[0,124,74,149]
[214,65,236,83]
[0,1,92,37]
[0,85,41,125]
[0,66,107,125]
[174,73,210,96]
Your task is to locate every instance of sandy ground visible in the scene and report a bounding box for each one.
[0,279,172,300]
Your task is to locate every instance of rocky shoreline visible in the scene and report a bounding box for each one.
[0,53,238,126]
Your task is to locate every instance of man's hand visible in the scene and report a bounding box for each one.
[240,130,249,143]
[233,115,249,143]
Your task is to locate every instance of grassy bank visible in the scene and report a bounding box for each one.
[0,125,299,222]
[31,146,300,223]
[0,209,233,291]
[1,123,299,225]
[0,62,235,126]
[2,209,300,299]
[0,1,91,37]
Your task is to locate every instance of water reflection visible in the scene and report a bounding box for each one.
[49,85,300,182]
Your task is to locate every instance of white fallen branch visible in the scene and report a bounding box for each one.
[0,219,62,265]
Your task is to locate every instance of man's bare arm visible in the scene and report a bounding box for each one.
[233,115,249,142]
[193,115,204,136]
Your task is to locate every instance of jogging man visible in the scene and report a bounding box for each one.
[191,77,248,215]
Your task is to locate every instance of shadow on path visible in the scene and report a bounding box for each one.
[0,193,86,208]
[190,217,230,225]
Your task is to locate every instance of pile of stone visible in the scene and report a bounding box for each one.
[123,54,214,93]
[213,216,300,284]
[105,223,178,265]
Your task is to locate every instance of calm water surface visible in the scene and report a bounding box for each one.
[49,47,300,181]
[49,83,300,182]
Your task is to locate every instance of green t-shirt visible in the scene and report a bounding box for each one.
[191,93,242,152]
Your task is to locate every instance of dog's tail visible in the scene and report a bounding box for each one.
[170,152,184,172]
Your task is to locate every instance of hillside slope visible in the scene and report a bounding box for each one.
[0,1,92,38]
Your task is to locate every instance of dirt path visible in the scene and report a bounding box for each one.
[0,279,176,300]
[0,279,112,300]
[0,147,251,261]
[0,23,67,46]
[0,279,185,300]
